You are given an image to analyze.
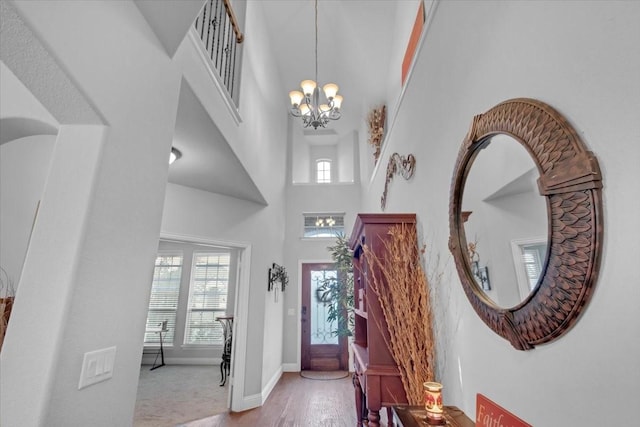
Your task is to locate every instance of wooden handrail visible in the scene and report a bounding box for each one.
[223,0,244,43]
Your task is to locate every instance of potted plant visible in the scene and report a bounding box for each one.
[316,234,354,337]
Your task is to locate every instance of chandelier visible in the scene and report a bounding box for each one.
[315,216,335,227]
[288,0,343,129]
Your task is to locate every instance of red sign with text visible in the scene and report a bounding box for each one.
[476,394,532,427]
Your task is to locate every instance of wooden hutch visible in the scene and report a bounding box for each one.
[349,213,416,427]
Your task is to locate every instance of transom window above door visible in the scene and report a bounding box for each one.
[303,213,345,238]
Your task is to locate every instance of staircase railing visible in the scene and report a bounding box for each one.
[194,0,244,104]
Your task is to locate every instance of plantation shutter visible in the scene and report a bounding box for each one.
[522,246,544,291]
[184,252,230,345]
[144,254,182,345]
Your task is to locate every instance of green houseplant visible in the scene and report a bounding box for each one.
[316,234,354,337]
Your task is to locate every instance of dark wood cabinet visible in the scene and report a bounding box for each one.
[349,213,417,427]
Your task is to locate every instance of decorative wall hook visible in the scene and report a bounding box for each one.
[381,153,416,210]
[268,263,288,292]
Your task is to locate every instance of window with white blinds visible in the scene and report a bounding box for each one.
[522,243,546,291]
[144,254,183,345]
[184,252,230,345]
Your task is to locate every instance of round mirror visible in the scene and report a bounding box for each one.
[461,134,548,308]
[449,98,603,350]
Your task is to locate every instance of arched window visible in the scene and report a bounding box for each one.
[316,159,331,183]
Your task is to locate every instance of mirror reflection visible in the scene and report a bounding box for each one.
[461,134,548,308]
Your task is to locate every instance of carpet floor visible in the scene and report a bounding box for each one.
[134,365,229,427]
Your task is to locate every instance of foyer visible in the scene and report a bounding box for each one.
[1,1,639,426]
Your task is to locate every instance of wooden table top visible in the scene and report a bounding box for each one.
[392,405,474,427]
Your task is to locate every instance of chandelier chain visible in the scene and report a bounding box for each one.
[288,0,342,129]
[315,0,318,84]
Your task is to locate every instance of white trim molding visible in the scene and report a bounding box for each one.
[282,363,299,372]
[232,393,262,412]
[261,366,283,403]
[159,231,252,414]
[140,357,222,366]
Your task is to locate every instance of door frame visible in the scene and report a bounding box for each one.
[160,231,251,412]
[298,260,348,371]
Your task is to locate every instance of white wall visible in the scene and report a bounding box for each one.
[291,131,358,184]
[0,135,55,290]
[160,184,284,401]
[361,1,640,425]
[385,0,426,117]
[291,127,311,183]
[337,131,358,183]
[2,0,288,421]
[0,60,58,289]
[282,181,361,367]
[166,0,288,406]
[1,1,181,425]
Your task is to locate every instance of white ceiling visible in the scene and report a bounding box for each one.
[166,0,411,202]
[259,0,400,136]
[168,80,266,204]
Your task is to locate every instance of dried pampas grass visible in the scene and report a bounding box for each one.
[363,223,436,405]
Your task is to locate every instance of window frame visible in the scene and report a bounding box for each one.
[510,236,548,301]
[316,159,332,183]
[143,251,184,347]
[302,213,345,239]
[183,251,231,347]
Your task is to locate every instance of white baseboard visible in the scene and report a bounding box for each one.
[231,393,262,412]
[140,357,222,366]
[261,366,283,403]
[229,366,283,412]
[282,363,299,372]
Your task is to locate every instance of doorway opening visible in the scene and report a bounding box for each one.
[300,263,348,371]
[134,233,251,424]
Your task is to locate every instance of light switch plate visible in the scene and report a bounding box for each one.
[78,346,116,390]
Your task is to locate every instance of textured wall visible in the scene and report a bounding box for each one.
[361,1,640,425]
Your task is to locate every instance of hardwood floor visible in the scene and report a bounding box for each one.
[182,372,392,427]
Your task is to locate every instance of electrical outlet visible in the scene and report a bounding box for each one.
[78,346,116,390]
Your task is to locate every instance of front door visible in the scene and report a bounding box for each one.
[301,263,347,371]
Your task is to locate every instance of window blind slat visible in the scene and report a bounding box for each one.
[184,252,230,345]
[144,254,183,345]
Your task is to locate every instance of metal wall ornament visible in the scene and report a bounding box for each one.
[381,153,416,211]
[268,263,289,292]
[448,98,603,351]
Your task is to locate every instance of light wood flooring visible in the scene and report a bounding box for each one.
[182,372,392,427]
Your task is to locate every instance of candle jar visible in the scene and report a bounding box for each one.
[423,381,444,425]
